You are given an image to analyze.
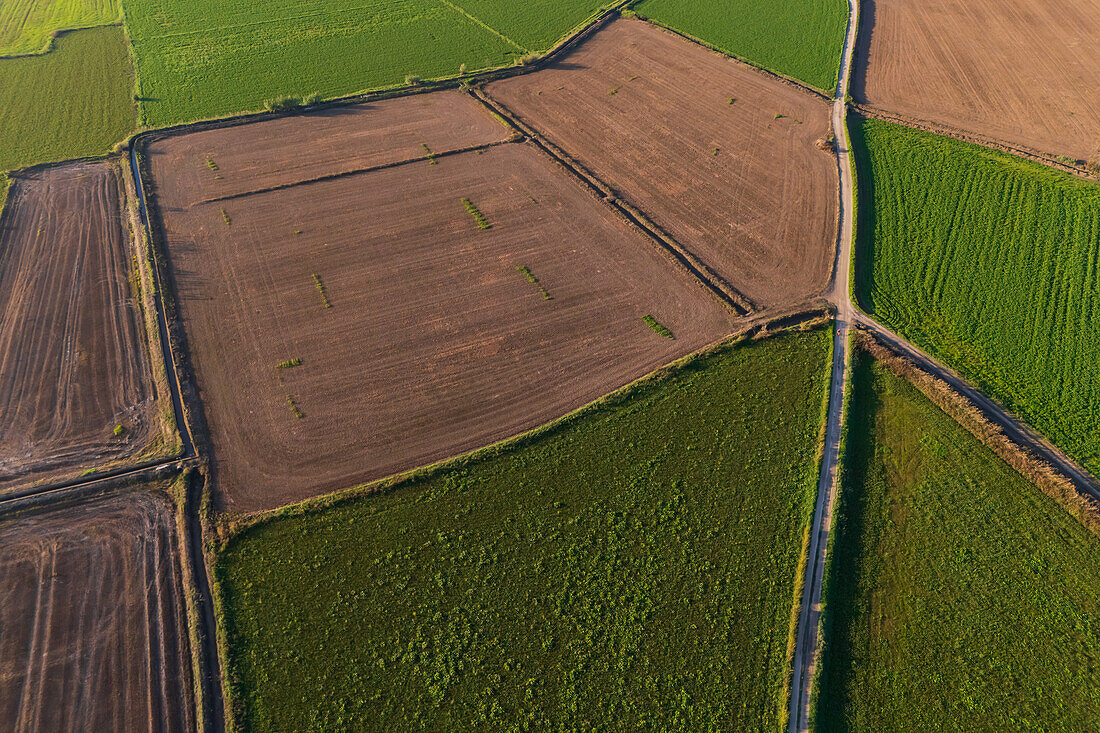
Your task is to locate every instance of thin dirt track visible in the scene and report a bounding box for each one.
[0,162,158,492]
[146,90,514,202]
[149,113,738,512]
[853,0,1100,160]
[486,18,838,311]
[0,489,194,732]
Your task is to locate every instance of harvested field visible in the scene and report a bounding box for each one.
[486,18,838,311]
[0,162,160,492]
[148,125,737,512]
[0,489,194,732]
[145,90,513,201]
[853,0,1100,161]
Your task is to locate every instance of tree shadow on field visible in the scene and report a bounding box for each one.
[301,105,364,118]
[849,0,877,104]
[548,60,588,72]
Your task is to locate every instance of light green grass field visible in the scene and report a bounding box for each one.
[630,0,847,92]
[121,0,611,127]
[216,329,831,731]
[853,118,1100,478]
[0,25,136,170]
[0,0,118,56]
[815,351,1100,729]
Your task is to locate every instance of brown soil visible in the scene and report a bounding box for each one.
[486,17,838,311]
[853,0,1100,161]
[0,162,159,492]
[145,90,514,202]
[148,128,738,513]
[0,489,193,732]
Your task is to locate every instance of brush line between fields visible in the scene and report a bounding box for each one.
[195,139,517,205]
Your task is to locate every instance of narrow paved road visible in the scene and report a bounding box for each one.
[788,0,859,730]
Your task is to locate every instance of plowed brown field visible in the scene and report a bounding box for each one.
[486,18,838,311]
[148,100,738,511]
[0,163,159,491]
[853,0,1100,160]
[146,90,514,201]
[0,490,193,732]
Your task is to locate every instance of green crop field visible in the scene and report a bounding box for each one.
[815,351,1100,729]
[121,0,611,127]
[0,25,136,170]
[215,329,831,731]
[630,0,847,92]
[853,118,1100,478]
[0,0,118,56]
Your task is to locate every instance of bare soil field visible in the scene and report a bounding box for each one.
[149,129,738,513]
[0,162,160,492]
[486,17,838,311]
[145,90,514,202]
[853,0,1100,161]
[0,489,194,732]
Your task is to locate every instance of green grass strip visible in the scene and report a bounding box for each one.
[461,197,492,229]
[642,314,674,339]
[515,265,551,299]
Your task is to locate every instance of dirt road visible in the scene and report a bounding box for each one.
[787,0,858,729]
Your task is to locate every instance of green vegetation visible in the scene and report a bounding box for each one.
[0,25,136,170]
[853,118,1100,477]
[515,265,551,299]
[275,358,302,370]
[264,93,320,112]
[815,351,1100,729]
[217,329,831,731]
[0,173,9,214]
[311,273,332,308]
[0,0,118,56]
[285,395,303,419]
[642,314,674,339]
[122,0,612,127]
[205,157,218,171]
[113,423,125,436]
[461,197,491,229]
[632,0,848,92]
[421,143,438,165]
[220,208,231,225]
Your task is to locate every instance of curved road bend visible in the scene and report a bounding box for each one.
[788,0,859,730]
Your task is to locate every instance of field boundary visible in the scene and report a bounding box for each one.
[851,104,1094,178]
[628,12,834,102]
[856,328,1100,533]
[197,138,519,204]
[471,87,755,314]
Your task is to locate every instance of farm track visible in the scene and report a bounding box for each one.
[788,0,857,729]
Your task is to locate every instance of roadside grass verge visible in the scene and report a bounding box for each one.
[0,0,118,56]
[0,25,136,170]
[630,0,847,93]
[814,350,1100,729]
[122,0,614,127]
[852,117,1100,478]
[214,329,831,731]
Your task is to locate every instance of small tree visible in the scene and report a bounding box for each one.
[405,74,421,86]
[459,62,468,76]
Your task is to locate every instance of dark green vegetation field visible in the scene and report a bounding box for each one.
[217,330,831,731]
[854,118,1100,478]
[631,0,847,92]
[816,352,1100,729]
[0,25,135,170]
[122,0,612,127]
